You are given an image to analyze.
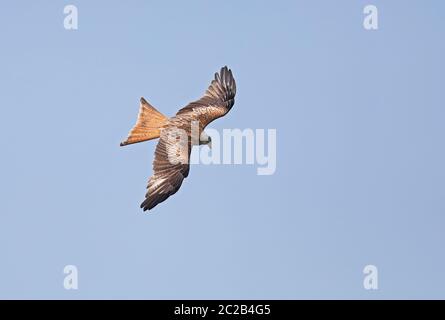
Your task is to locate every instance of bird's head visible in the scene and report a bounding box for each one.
[199,131,212,149]
[207,136,212,149]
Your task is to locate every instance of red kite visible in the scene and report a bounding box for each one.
[121,66,236,211]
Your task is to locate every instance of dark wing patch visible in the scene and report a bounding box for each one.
[176,66,236,128]
[140,127,191,211]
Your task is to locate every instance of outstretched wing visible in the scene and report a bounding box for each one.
[140,126,191,211]
[176,66,236,128]
[141,66,236,211]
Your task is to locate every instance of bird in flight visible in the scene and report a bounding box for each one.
[120,66,236,211]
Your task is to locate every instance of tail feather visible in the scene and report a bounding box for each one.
[120,98,168,146]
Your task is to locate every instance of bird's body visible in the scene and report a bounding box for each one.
[121,66,236,211]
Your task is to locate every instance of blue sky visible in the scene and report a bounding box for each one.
[0,1,444,299]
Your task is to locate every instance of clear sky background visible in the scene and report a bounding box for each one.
[0,1,444,299]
